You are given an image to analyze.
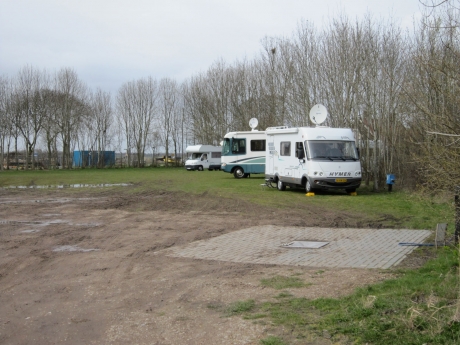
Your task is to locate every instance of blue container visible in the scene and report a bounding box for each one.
[73,151,115,168]
[386,174,395,185]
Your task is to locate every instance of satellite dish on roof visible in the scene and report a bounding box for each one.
[249,118,258,131]
[309,104,327,125]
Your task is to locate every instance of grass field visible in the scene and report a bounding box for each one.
[1,167,459,344]
[0,167,454,230]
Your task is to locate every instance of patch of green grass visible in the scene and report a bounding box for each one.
[261,275,309,289]
[275,291,294,299]
[247,248,460,344]
[260,336,287,345]
[225,299,256,316]
[243,313,267,320]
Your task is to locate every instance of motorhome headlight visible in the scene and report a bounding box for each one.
[355,171,361,176]
[313,171,324,176]
[221,163,227,167]
[319,172,323,176]
[314,171,318,176]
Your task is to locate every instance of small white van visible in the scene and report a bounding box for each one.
[185,145,222,171]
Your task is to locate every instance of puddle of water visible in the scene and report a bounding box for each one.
[21,229,41,233]
[1,183,132,190]
[41,220,68,226]
[2,219,101,228]
[0,197,106,205]
[53,245,99,252]
[0,220,43,225]
[73,223,100,227]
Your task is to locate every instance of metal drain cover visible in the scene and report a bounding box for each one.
[281,241,329,248]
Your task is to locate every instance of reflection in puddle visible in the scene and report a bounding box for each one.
[2,183,132,189]
[1,219,101,229]
[0,220,43,225]
[0,197,104,205]
[53,245,99,252]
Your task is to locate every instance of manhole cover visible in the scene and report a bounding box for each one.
[281,241,329,248]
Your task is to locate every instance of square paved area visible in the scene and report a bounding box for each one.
[166,226,432,269]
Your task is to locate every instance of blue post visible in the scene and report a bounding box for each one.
[386,174,395,192]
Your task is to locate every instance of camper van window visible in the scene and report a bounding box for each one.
[250,140,266,151]
[232,138,246,154]
[306,140,359,160]
[211,152,221,158]
[280,142,291,156]
[222,139,231,155]
[190,153,201,159]
[295,142,304,158]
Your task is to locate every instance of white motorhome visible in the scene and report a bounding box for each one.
[265,105,362,194]
[221,118,266,178]
[185,145,222,171]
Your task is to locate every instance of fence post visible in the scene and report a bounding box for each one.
[456,186,460,245]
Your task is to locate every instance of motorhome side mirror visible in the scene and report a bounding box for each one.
[356,147,360,159]
[297,149,305,160]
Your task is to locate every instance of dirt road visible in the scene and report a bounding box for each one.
[0,186,415,344]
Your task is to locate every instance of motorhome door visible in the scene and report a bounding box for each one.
[267,135,275,175]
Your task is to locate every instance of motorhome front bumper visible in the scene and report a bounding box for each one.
[310,177,361,190]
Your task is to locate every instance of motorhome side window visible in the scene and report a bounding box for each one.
[211,152,221,158]
[295,142,304,158]
[232,138,246,154]
[250,140,266,151]
[280,142,291,156]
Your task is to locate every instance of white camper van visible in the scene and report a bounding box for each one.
[221,118,266,178]
[185,145,222,171]
[265,105,362,194]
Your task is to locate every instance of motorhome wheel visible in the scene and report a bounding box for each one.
[277,180,286,191]
[233,167,245,179]
[306,180,313,192]
[197,166,203,171]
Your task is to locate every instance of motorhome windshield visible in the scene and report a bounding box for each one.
[306,140,359,161]
[222,139,231,155]
[222,138,246,155]
[189,153,202,160]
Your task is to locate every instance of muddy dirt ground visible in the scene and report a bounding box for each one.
[0,186,430,345]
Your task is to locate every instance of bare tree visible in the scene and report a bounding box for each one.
[86,89,113,167]
[405,2,460,191]
[12,66,50,170]
[40,89,62,169]
[355,17,410,190]
[158,78,179,166]
[290,20,320,127]
[52,68,89,169]
[117,77,158,167]
[0,76,13,170]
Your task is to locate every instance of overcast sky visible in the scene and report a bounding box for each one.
[1,0,423,95]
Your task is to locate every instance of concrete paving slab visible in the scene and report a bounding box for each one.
[165,226,432,269]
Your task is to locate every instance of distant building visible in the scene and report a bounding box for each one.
[73,151,115,168]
